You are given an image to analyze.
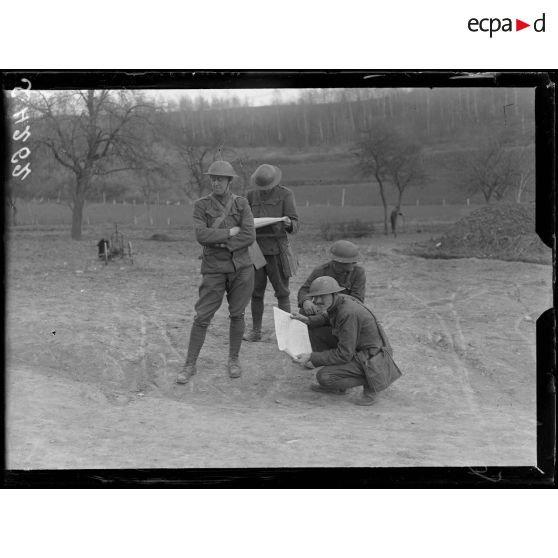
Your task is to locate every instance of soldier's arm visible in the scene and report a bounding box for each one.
[297,268,320,307]
[283,190,299,234]
[310,313,358,366]
[193,200,230,246]
[306,311,330,328]
[351,267,366,303]
[227,197,256,252]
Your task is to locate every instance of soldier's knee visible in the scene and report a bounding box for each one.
[229,313,245,322]
[316,367,335,386]
[193,318,211,328]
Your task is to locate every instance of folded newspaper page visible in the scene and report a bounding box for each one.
[253,217,288,229]
[273,307,312,359]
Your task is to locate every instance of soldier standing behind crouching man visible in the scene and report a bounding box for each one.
[297,240,366,351]
[291,277,402,406]
[177,161,256,384]
[243,164,299,342]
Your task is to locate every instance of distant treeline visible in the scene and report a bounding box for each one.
[9,87,535,206]
[173,87,535,148]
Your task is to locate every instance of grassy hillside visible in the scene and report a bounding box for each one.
[247,144,536,207]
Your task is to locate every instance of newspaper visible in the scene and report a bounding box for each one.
[273,307,312,359]
[254,217,288,229]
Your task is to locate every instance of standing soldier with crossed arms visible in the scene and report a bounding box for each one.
[177,161,256,384]
[243,164,299,342]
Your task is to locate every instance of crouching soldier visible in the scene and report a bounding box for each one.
[177,160,256,384]
[297,240,365,351]
[291,277,402,406]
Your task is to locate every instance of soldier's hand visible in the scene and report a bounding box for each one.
[290,312,309,324]
[302,300,318,315]
[283,217,292,228]
[293,352,313,368]
[229,226,241,237]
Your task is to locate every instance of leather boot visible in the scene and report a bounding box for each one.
[354,387,377,406]
[227,359,243,378]
[310,383,346,395]
[229,318,244,378]
[176,322,207,383]
[277,296,291,313]
[243,329,262,342]
[229,316,245,360]
[176,363,197,384]
[244,297,264,340]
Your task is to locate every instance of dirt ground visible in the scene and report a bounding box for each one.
[5,225,552,468]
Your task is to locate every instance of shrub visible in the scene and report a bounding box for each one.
[319,219,375,240]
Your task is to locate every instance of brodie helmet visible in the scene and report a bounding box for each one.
[330,240,359,263]
[204,160,238,177]
[250,164,282,189]
[308,276,345,297]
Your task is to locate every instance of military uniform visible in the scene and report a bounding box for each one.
[184,192,256,370]
[246,185,299,328]
[306,294,385,394]
[298,262,366,351]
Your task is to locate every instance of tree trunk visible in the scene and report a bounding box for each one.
[376,178,389,235]
[71,174,89,240]
[71,196,85,239]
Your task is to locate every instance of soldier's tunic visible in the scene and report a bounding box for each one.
[246,185,299,318]
[298,262,366,351]
[307,294,385,393]
[192,193,255,326]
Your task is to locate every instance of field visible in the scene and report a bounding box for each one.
[5,209,552,469]
[12,200,481,230]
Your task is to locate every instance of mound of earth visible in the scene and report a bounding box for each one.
[407,203,551,264]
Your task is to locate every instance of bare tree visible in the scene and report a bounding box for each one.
[355,125,424,234]
[25,90,158,239]
[177,145,212,200]
[512,147,535,203]
[460,138,521,203]
[514,166,534,203]
[386,143,425,208]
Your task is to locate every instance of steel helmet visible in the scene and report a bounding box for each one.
[250,164,282,189]
[330,240,359,263]
[308,276,345,297]
[204,160,238,177]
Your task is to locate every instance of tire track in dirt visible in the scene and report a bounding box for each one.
[395,284,502,461]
